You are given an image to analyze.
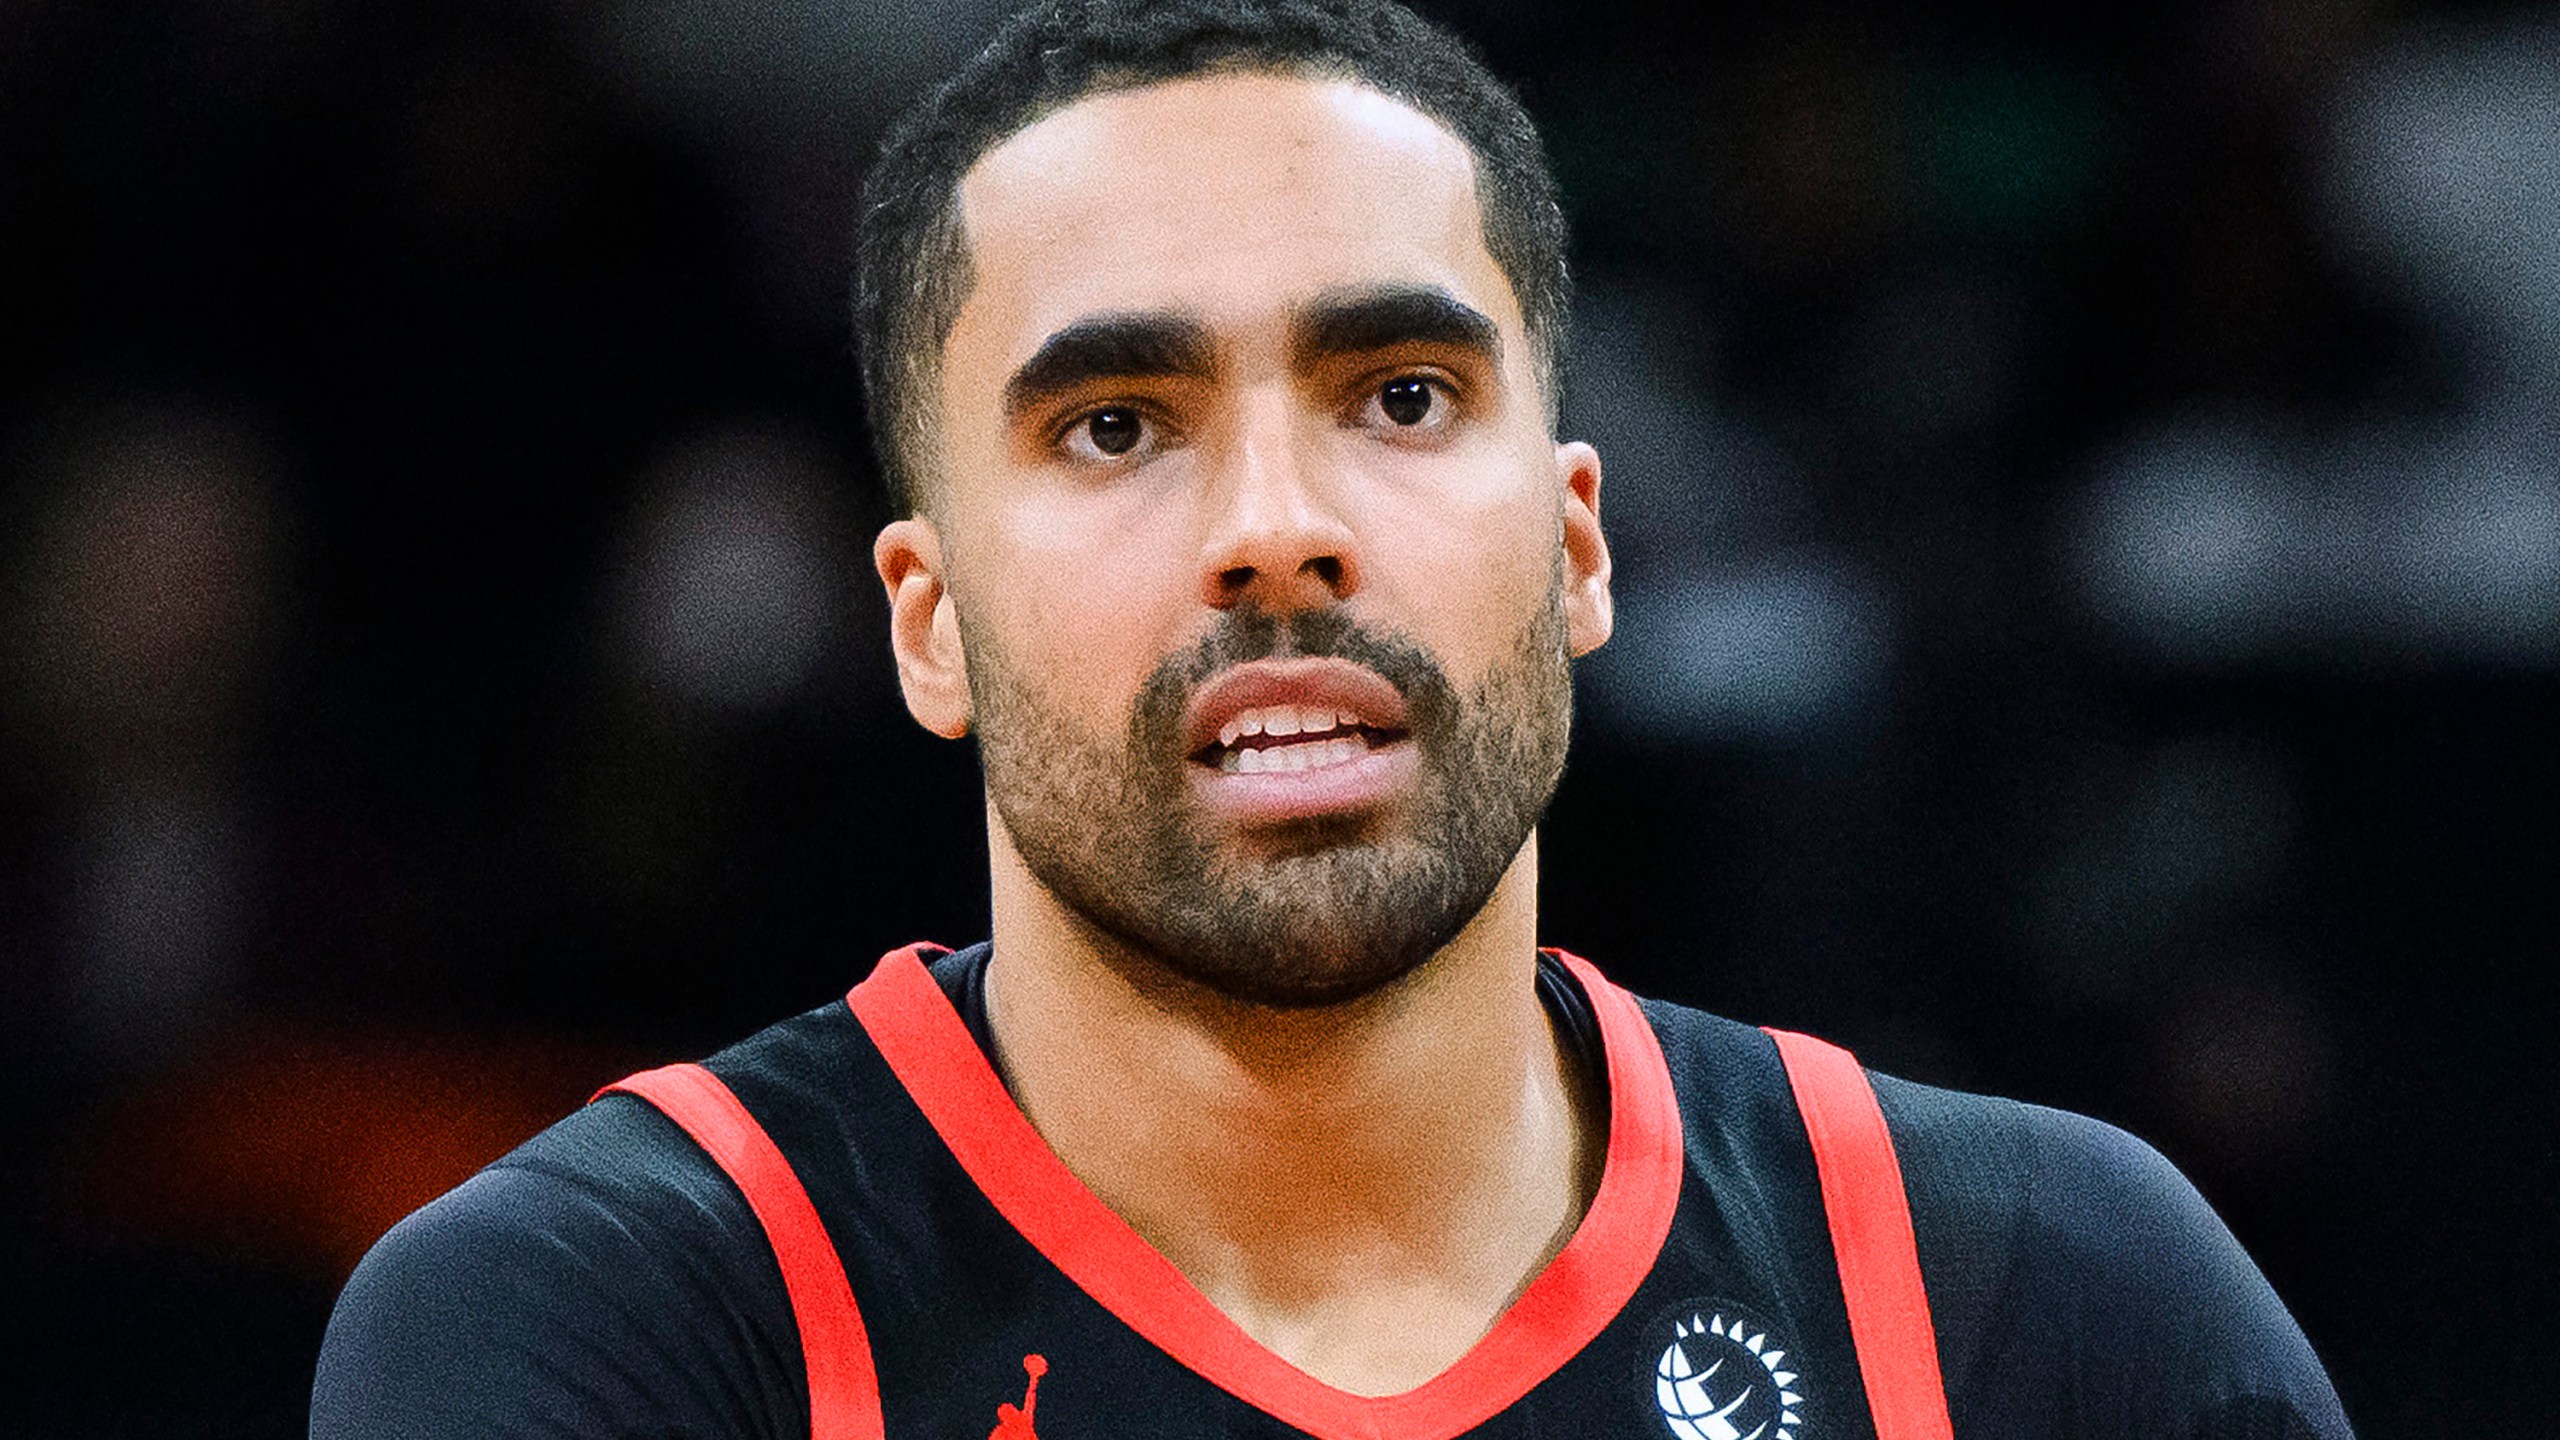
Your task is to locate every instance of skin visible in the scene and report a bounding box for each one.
[873,71,1614,1396]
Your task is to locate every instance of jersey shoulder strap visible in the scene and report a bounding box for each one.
[1763,1028,1956,1440]
[600,1063,885,1440]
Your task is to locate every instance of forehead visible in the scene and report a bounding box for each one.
[949,71,1521,371]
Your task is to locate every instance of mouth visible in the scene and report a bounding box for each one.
[1185,658,1412,771]
[1181,658,1419,821]
[1193,703,1409,774]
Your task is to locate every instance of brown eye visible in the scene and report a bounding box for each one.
[1085,407,1144,456]
[1379,378,1435,426]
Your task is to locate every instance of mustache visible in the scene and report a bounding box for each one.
[1128,605,1457,753]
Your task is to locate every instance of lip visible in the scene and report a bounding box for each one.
[1181,658,1418,827]
[1181,658,1411,757]
[1188,740,1421,826]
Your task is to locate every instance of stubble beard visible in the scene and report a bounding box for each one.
[969,587,1574,1009]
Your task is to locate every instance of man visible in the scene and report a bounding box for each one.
[312,1,2351,1436]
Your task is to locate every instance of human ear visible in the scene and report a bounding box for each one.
[874,518,972,738]
[1555,440,1613,656]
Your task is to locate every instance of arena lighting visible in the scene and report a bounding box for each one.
[2067,417,2560,669]
[1585,559,1894,743]
[2069,17,2560,672]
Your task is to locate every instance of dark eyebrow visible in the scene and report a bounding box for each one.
[1290,284,1502,370]
[1001,312,1216,421]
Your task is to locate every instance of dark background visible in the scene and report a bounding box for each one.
[3,0,2554,1434]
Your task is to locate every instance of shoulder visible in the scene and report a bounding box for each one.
[1866,1070,2352,1439]
[311,1085,805,1439]
[1612,983,2348,1438]
[1866,1072,2271,1343]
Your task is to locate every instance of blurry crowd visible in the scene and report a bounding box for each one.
[1,0,2553,1434]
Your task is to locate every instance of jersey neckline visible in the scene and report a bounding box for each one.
[845,943,1686,1440]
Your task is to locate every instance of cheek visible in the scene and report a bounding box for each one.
[955,484,1201,713]
[1351,446,1561,673]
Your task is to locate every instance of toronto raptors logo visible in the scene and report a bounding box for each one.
[987,1354,1046,1440]
[1651,1306,1806,1440]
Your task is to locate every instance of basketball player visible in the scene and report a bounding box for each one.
[311,2,2352,1436]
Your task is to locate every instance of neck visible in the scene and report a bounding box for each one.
[980,811,1605,1395]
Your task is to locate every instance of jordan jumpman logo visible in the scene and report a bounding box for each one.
[988,1354,1047,1440]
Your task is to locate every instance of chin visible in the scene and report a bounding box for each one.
[1083,837,1488,1010]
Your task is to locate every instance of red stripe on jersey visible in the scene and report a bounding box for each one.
[1765,1028,1955,1440]
[848,944,1684,1440]
[600,1064,885,1440]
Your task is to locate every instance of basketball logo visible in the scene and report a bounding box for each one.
[1652,1307,1805,1440]
[987,1354,1046,1440]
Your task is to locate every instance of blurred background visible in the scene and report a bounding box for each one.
[1,0,2553,1433]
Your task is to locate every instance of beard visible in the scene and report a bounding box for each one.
[966,583,1574,1009]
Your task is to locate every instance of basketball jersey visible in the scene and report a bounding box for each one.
[597,944,1953,1440]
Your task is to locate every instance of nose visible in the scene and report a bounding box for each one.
[1198,394,1361,612]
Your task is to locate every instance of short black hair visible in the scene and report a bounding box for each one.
[852,0,1571,515]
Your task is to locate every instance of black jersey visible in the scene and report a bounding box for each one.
[312,945,2350,1440]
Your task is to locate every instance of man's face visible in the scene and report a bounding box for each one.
[886,71,1611,1005]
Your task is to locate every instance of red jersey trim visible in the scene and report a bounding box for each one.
[1764,1028,1955,1440]
[847,944,1685,1440]
[599,1064,886,1440]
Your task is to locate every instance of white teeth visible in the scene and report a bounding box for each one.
[1217,703,1374,752]
[1221,736,1368,775]
[1211,702,1389,771]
